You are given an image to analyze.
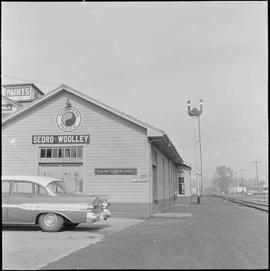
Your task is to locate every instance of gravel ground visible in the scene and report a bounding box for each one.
[2,217,143,270]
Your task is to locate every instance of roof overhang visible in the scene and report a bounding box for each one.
[149,134,184,165]
[178,163,192,171]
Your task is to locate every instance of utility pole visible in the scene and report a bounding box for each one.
[234,171,238,193]
[237,169,245,192]
[251,161,262,188]
[187,99,203,203]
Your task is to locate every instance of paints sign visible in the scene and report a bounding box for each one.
[4,86,31,97]
[3,86,32,101]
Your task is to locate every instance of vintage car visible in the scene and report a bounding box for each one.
[2,175,111,232]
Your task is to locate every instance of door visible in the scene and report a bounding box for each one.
[39,163,83,193]
[152,165,158,214]
[40,164,61,179]
[62,164,83,193]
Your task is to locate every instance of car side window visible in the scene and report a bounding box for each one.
[13,182,34,195]
[34,184,47,195]
[13,182,48,195]
[2,181,10,195]
[47,182,66,194]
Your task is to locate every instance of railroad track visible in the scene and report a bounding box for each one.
[210,194,269,212]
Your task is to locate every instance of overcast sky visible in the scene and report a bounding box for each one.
[2,2,268,186]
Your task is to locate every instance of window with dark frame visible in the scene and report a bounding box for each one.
[40,149,46,158]
[59,148,64,158]
[40,147,83,159]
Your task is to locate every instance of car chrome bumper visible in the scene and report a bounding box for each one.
[86,209,111,223]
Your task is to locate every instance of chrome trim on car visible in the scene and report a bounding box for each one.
[3,203,90,211]
[34,211,77,224]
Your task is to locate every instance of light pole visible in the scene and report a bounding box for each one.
[188,99,203,203]
[251,161,262,188]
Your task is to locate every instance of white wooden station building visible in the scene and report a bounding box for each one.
[2,83,192,218]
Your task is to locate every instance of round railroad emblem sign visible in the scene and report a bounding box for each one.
[56,106,81,132]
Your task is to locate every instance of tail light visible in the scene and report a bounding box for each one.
[102,202,110,208]
[87,197,110,211]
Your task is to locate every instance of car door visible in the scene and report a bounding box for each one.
[2,180,11,221]
[8,181,39,223]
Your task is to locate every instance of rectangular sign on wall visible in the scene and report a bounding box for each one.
[32,135,90,144]
[95,168,137,175]
[2,104,13,112]
[3,86,32,101]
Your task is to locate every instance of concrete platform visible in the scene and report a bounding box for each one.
[153,212,192,218]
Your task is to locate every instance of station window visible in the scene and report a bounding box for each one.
[40,149,46,158]
[65,148,70,158]
[52,148,58,158]
[71,148,76,158]
[178,177,185,195]
[46,148,52,158]
[77,147,83,158]
[40,147,83,159]
[59,148,64,158]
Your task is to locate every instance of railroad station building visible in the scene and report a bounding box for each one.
[2,83,192,218]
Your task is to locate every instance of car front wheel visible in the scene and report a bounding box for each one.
[38,213,64,232]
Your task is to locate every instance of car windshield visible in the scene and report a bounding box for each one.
[47,181,70,194]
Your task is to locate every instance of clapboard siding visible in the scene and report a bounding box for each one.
[2,91,150,204]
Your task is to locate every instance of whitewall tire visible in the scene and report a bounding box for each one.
[38,213,64,232]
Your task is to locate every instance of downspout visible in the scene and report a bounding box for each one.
[148,139,160,216]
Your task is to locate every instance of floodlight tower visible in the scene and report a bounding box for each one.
[187,99,203,203]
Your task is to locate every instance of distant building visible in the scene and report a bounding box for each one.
[228,186,247,194]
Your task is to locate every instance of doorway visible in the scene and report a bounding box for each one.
[152,165,158,214]
[39,163,83,192]
[178,177,185,195]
